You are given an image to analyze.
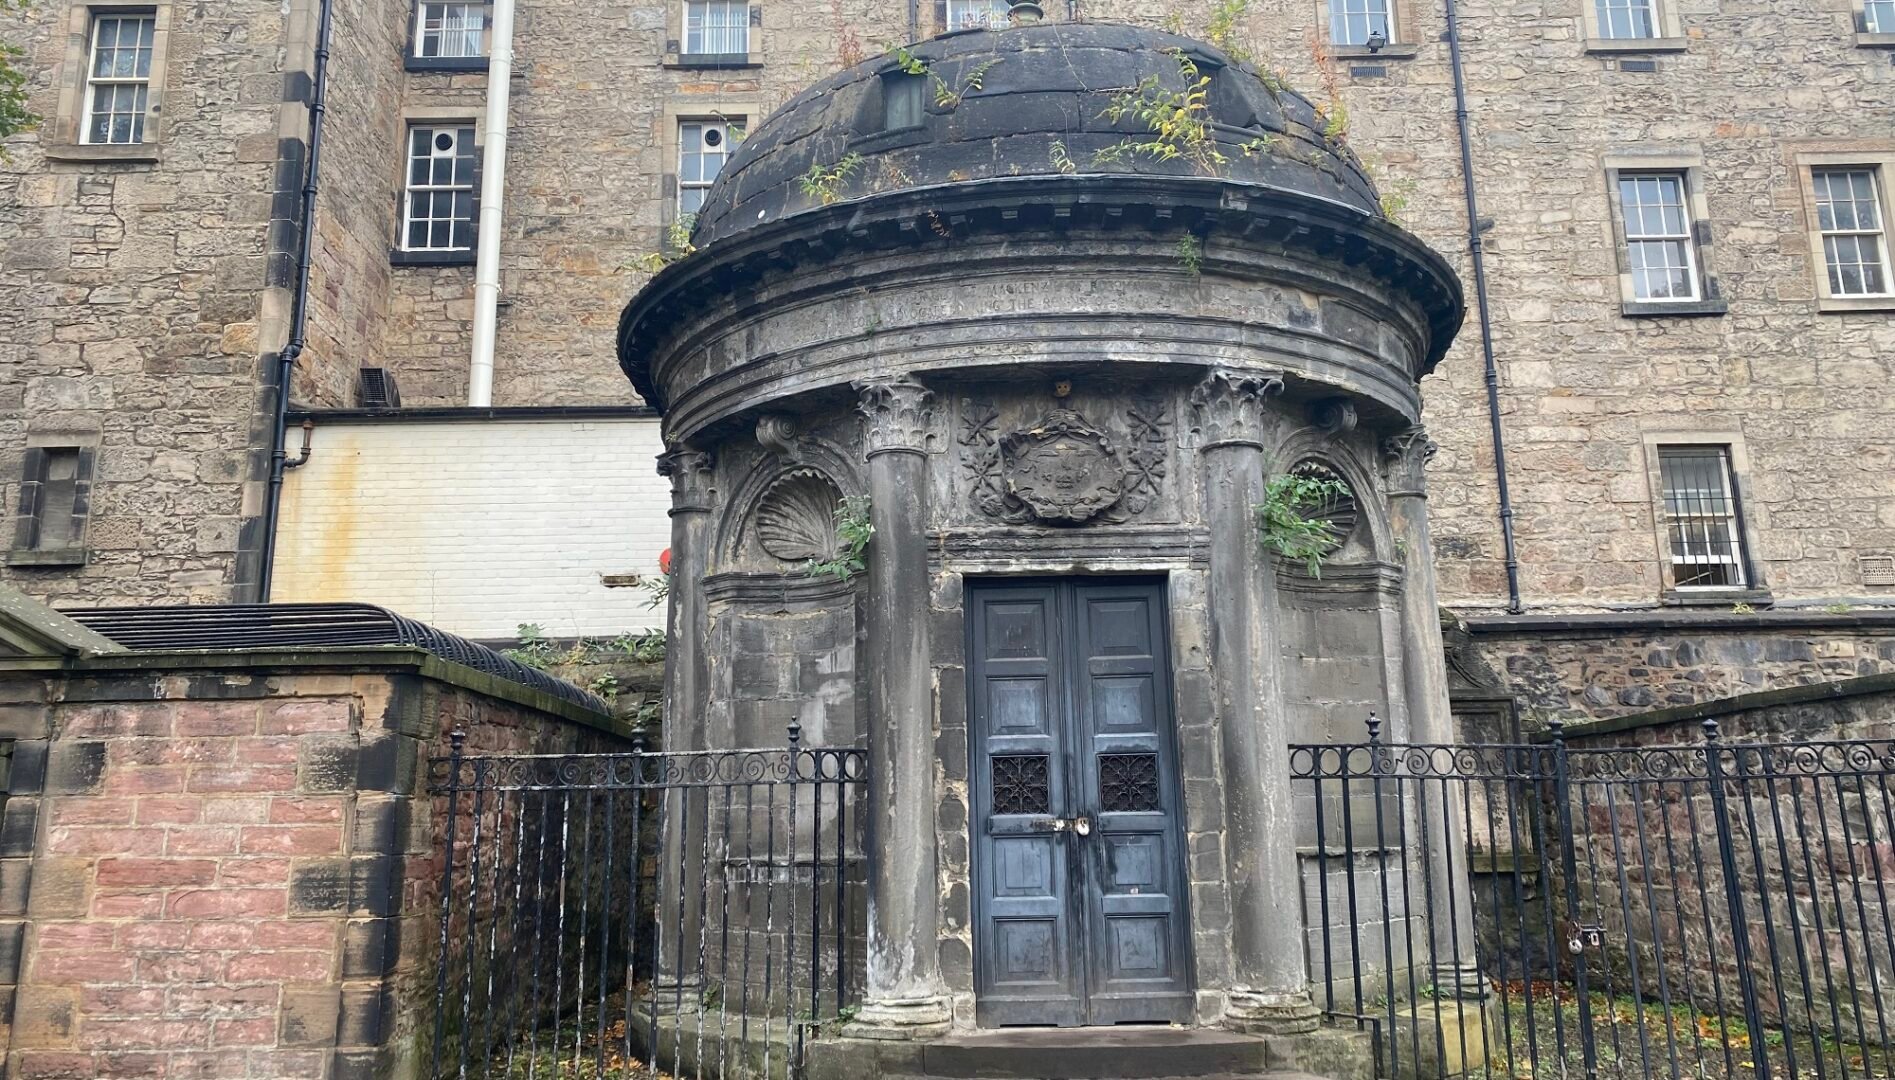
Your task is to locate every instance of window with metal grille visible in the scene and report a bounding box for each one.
[945,0,1009,29]
[678,120,741,215]
[1813,168,1892,298]
[401,125,477,253]
[1869,0,1895,33]
[1329,0,1392,46]
[1658,446,1749,590]
[1595,0,1657,38]
[1619,172,1699,302]
[415,2,490,58]
[683,0,748,55]
[82,13,155,144]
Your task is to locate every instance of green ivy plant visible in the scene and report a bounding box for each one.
[1256,472,1352,577]
[1203,0,1253,64]
[625,213,698,274]
[800,152,866,205]
[1175,234,1203,275]
[889,47,996,109]
[806,495,874,582]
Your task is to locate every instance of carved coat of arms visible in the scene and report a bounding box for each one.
[961,402,1170,526]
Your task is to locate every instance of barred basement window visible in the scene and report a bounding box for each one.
[1657,446,1749,590]
[945,0,1009,29]
[81,12,155,144]
[684,0,748,55]
[1329,0,1392,46]
[401,125,477,253]
[1813,168,1892,298]
[1595,0,1657,38]
[415,2,491,59]
[1618,172,1700,302]
[678,120,741,215]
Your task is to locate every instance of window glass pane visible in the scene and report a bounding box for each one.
[1658,446,1746,589]
[1618,172,1696,300]
[885,74,924,130]
[1596,0,1656,38]
[945,0,1010,29]
[1813,168,1891,296]
[684,0,749,53]
[1328,0,1391,44]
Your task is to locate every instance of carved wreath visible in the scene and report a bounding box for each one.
[960,401,1170,526]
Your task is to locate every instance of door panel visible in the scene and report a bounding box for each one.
[970,578,1193,1028]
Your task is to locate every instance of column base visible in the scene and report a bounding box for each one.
[842,995,953,1041]
[644,974,705,1014]
[1430,960,1492,1001]
[1223,986,1320,1035]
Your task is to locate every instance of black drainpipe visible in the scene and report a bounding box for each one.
[258,0,335,602]
[1443,0,1523,614]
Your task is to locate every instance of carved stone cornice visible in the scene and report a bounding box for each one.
[1190,368,1285,450]
[1381,425,1437,497]
[657,446,717,514]
[855,376,936,457]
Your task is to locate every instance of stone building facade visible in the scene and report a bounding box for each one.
[0,0,1893,711]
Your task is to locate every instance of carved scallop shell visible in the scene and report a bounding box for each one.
[755,469,843,563]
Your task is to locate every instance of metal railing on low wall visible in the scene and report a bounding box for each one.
[427,728,866,1080]
[1294,721,1895,1080]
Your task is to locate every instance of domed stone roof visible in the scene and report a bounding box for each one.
[688,21,1382,249]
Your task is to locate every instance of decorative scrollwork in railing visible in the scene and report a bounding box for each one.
[1289,742,1552,781]
[427,745,868,793]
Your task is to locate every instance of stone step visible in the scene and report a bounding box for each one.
[917,1028,1272,1079]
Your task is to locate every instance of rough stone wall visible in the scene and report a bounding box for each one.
[0,656,623,1080]
[1469,614,1895,725]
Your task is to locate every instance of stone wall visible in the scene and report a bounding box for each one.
[0,648,627,1080]
[4,0,1895,633]
[1464,610,1895,726]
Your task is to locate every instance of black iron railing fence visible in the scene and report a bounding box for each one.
[1294,719,1895,1080]
[426,728,866,1080]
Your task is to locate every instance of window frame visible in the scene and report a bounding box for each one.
[1640,434,1768,604]
[1602,154,1726,317]
[46,3,171,162]
[676,117,745,220]
[1580,0,1685,53]
[406,1,493,72]
[659,101,756,238]
[941,0,1010,31]
[392,120,481,267]
[79,10,156,146]
[1316,0,1419,58]
[8,436,99,569]
[666,0,759,67]
[1859,0,1895,47]
[1795,150,1895,313]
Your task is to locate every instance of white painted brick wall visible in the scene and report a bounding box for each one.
[274,417,671,640]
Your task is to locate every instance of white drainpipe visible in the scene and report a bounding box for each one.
[467,0,517,407]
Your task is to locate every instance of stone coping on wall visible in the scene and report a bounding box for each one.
[285,404,658,424]
[1464,608,1895,637]
[0,644,629,735]
[1539,670,1895,743]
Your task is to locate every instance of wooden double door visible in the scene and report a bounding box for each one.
[967,578,1194,1027]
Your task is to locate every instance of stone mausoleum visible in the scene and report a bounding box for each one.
[618,15,1472,1068]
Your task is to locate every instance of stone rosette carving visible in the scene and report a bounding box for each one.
[1381,425,1437,496]
[753,468,843,563]
[962,400,1170,526]
[657,446,716,512]
[855,375,936,456]
[1190,368,1285,449]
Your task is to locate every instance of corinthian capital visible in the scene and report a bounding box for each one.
[1190,368,1285,450]
[1381,425,1437,496]
[855,375,936,457]
[657,445,716,512]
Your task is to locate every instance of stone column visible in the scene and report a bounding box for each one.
[1192,369,1319,1034]
[653,445,715,995]
[850,375,952,1038]
[1383,426,1486,999]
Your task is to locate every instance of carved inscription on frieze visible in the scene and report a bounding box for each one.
[960,400,1170,526]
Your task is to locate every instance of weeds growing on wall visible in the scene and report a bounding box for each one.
[0,0,38,157]
[801,152,866,205]
[805,495,873,582]
[1094,50,1228,176]
[1256,471,1352,577]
